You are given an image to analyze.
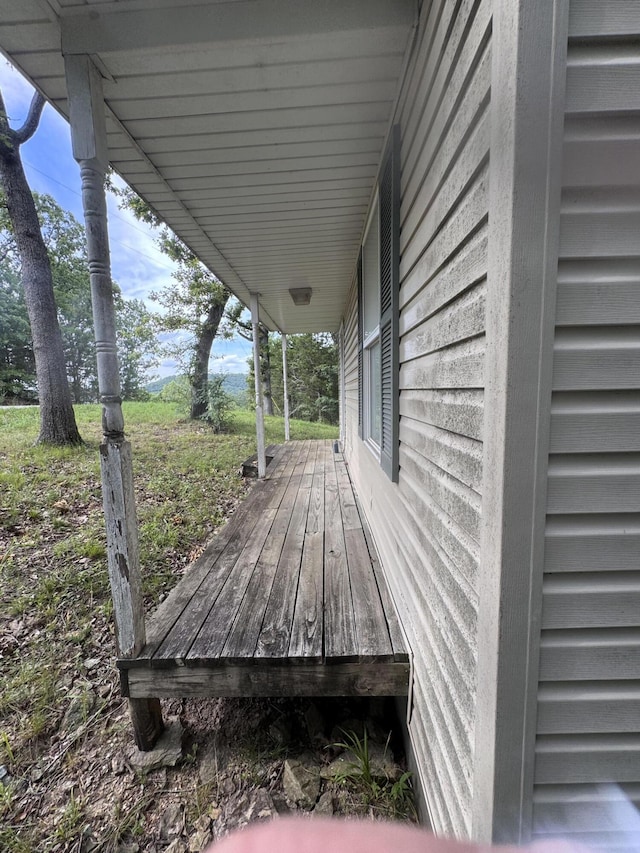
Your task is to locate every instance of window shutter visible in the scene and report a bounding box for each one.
[357,249,363,439]
[379,125,400,481]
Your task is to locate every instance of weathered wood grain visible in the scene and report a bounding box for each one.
[186,507,278,662]
[288,531,324,662]
[256,451,315,658]
[221,532,287,662]
[324,460,357,662]
[124,662,410,699]
[344,528,393,660]
[121,440,409,698]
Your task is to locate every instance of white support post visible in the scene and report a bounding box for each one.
[65,54,163,750]
[250,294,267,477]
[281,333,291,441]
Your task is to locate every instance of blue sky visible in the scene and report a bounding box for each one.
[0,59,252,377]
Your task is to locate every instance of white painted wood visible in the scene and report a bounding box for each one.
[281,334,290,442]
[64,54,108,168]
[251,294,266,478]
[65,55,148,674]
[61,0,415,54]
[100,440,146,658]
[472,0,568,843]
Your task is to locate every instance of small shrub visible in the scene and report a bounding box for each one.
[201,375,234,434]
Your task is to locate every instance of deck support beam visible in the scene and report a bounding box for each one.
[65,54,163,750]
[250,293,267,477]
[282,333,291,441]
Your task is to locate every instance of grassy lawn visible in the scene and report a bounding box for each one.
[0,401,337,851]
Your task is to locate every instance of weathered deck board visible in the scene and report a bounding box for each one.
[120,440,410,699]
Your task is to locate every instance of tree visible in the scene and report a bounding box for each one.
[114,185,232,420]
[0,191,161,403]
[0,89,81,443]
[0,258,35,401]
[258,333,339,424]
[227,302,273,415]
[115,295,160,400]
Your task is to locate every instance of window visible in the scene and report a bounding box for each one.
[358,126,400,482]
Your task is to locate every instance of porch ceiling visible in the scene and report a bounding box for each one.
[0,0,416,332]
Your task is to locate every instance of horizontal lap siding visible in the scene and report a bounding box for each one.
[342,0,490,837]
[534,3,640,847]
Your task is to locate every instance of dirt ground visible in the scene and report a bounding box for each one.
[1,665,416,852]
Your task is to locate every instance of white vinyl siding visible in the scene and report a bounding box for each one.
[343,0,490,836]
[533,2,640,847]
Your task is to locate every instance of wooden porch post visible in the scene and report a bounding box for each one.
[64,55,163,750]
[250,294,266,477]
[281,333,291,441]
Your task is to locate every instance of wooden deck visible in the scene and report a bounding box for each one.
[119,440,409,700]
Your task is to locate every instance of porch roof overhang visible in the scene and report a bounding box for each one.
[0,0,417,333]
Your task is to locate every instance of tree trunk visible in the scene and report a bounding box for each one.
[189,298,228,420]
[259,325,273,416]
[0,143,82,445]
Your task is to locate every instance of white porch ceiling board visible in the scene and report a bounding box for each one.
[100,26,410,77]
[113,101,394,139]
[107,81,399,122]
[39,55,403,105]
[157,178,375,203]
[155,153,381,181]
[149,139,384,169]
[0,0,417,332]
[183,188,371,213]
[60,0,415,54]
[105,55,405,99]
[146,166,379,194]
[138,121,388,155]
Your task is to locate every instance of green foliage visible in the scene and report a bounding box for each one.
[260,333,339,424]
[158,375,191,407]
[0,192,161,403]
[114,294,160,400]
[200,373,234,433]
[0,259,35,401]
[115,184,236,419]
[330,728,415,819]
[332,728,415,817]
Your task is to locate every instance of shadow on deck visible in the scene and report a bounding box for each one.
[118,440,410,700]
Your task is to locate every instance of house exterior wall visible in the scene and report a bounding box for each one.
[532,1,640,845]
[342,0,491,836]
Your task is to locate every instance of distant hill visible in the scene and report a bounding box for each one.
[146,373,248,398]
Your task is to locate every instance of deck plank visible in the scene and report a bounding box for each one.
[221,531,287,661]
[150,444,296,663]
[344,527,394,660]
[288,453,326,661]
[185,506,278,662]
[141,444,290,658]
[256,442,316,658]
[324,445,358,662]
[357,497,409,663]
[123,661,410,698]
[121,440,410,698]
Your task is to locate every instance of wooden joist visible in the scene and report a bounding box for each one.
[119,440,409,699]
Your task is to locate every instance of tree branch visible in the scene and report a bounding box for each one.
[14,91,45,145]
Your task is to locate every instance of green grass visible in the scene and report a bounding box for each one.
[0,400,337,849]
[0,400,336,760]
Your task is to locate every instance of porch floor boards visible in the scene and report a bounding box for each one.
[119,440,409,700]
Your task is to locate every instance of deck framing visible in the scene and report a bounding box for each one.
[119,440,409,699]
